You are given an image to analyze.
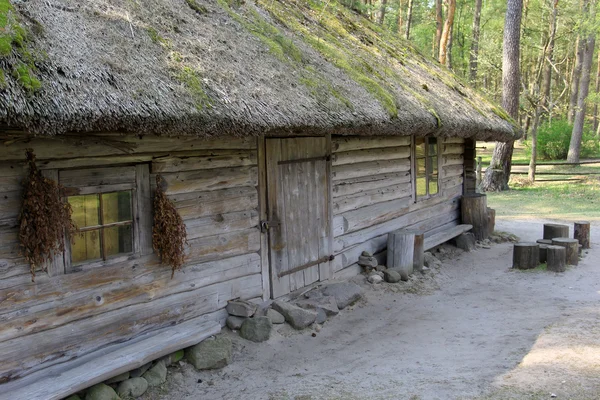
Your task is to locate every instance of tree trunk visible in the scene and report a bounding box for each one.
[438,0,456,66]
[435,0,443,58]
[482,0,522,191]
[404,0,414,40]
[377,0,388,25]
[397,0,404,35]
[568,37,585,123]
[568,34,595,163]
[594,52,600,132]
[469,0,483,84]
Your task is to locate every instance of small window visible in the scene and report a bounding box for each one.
[414,137,439,199]
[68,191,134,264]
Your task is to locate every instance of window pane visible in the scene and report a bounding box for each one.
[104,224,133,258]
[429,156,438,175]
[416,176,427,196]
[429,179,439,195]
[102,191,133,224]
[428,137,438,155]
[68,195,100,228]
[416,158,426,176]
[415,138,425,157]
[71,229,102,263]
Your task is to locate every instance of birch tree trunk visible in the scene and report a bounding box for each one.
[377,0,388,25]
[593,52,600,133]
[435,0,443,59]
[568,37,585,123]
[405,0,414,40]
[469,0,483,84]
[438,0,456,66]
[397,0,404,35]
[482,0,523,191]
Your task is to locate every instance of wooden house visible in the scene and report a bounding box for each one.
[0,0,519,398]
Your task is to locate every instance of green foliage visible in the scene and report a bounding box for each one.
[13,63,41,91]
[525,120,600,160]
[185,0,208,15]
[175,66,211,110]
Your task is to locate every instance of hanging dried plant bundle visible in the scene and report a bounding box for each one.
[19,149,76,282]
[153,175,187,278]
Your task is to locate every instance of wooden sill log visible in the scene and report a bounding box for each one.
[512,242,539,270]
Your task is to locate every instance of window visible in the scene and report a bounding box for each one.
[43,165,152,276]
[414,137,439,199]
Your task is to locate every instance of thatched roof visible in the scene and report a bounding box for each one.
[0,0,519,141]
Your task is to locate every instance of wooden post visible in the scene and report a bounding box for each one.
[546,245,566,272]
[512,242,539,269]
[543,223,569,240]
[487,207,495,236]
[551,238,579,265]
[461,193,489,241]
[387,230,415,280]
[476,156,482,191]
[413,233,425,272]
[539,244,548,263]
[574,221,591,249]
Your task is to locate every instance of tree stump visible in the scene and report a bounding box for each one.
[487,207,496,236]
[574,221,590,249]
[387,229,416,280]
[551,238,579,266]
[512,242,539,270]
[413,233,425,272]
[536,239,553,245]
[546,245,566,272]
[543,223,569,240]
[461,194,489,241]
[539,244,548,263]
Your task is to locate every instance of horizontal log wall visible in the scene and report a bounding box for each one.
[0,133,262,383]
[331,136,464,276]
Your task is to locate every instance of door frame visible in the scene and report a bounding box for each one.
[257,135,333,299]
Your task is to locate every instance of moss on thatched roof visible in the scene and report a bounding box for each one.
[0,0,519,140]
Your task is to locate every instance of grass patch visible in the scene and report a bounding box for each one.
[185,0,208,14]
[175,66,211,110]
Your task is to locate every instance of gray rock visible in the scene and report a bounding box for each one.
[226,315,247,330]
[358,255,378,268]
[375,265,387,272]
[240,316,272,342]
[304,289,324,299]
[315,308,327,324]
[226,299,257,317]
[142,360,167,387]
[185,336,232,370]
[367,274,383,284]
[104,371,129,384]
[117,377,148,398]
[295,296,339,317]
[424,252,442,269]
[321,282,363,309]
[361,251,372,257]
[272,300,317,329]
[171,372,185,387]
[266,308,285,324]
[383,269,402,283]
[85,384,120,400]
[129,361,152,378]
[454,232,476,251]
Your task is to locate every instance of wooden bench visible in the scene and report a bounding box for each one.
[423,224,473,250]
[0,318,221,400]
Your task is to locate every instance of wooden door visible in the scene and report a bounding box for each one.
[265,137,331,298]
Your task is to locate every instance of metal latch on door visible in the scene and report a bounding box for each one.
[260,220,279,233]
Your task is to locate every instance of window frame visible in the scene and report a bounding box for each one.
[412,136,440,202]
[44,164,152,276]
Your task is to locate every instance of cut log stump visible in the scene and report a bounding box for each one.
[539,244,548,263]
[512,242,539,270]
[413,233,425,272]
[387,229,417,280]
[543,223,569,240]
[551,238,579,266]
[487,207,496,236]
[536,239,553,245]
[574,221,590,249]
[461,194,489,241]
[546,245,566,272]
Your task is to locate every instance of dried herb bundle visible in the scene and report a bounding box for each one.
[19,149,76,281]
[153,175,187,278]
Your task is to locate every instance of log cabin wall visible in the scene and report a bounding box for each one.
[0,132,263,383]
[330,135,465,278]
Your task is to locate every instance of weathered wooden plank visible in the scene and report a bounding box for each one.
[135,164,153,255]
[333,171,411,198]
[174,188,258,220]
[442,137,465,144]
[152,150,257,173]
[333,183,412,214]
[441,175,463,189]
[441,154,464,167]
[332,159,411,181]
[256,137,271,301]
[0,135,256,161]
[59,167,135,188]
[332,146,410,166]
[424,224,472,250]
[338,196,413,234]
[158,166,258,195]
[0,318,221,400]
[185,228,260,264]
[185,210,259,240]
[441,164,463,179]
[0,190,20,222]
[332,136,411,152]
[0,164,24,192]
[441,143,463,155]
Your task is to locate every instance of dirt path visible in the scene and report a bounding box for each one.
[144,219,600,400]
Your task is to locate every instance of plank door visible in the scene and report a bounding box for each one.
[265,137,331,298]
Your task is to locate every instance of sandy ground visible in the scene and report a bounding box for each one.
[143,218,600,400]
